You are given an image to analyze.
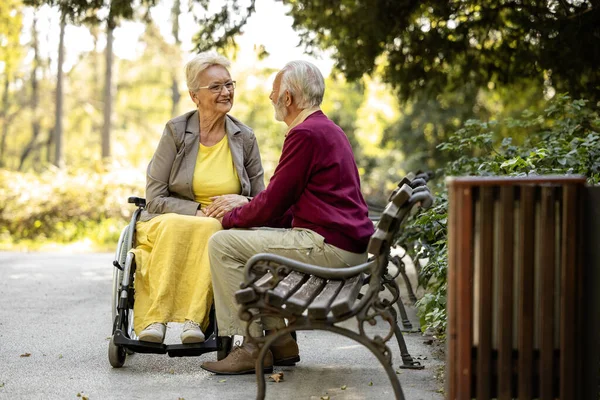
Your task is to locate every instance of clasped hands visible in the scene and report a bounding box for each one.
[195,194,249,222]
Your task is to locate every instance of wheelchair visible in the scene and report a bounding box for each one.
[108,196,232,368]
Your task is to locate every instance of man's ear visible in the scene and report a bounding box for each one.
[285,91,292,107]
[189,91,197,104]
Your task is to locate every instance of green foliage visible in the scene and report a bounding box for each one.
[23,0,157,25]
[193,0,256,52]
[0,168,144,250]
[279,0,600,104]
[397,94,600,335]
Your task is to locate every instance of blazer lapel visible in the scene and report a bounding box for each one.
[225,116,245,190]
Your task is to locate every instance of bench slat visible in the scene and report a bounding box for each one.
[266,271,308,307]
[331,274,364,317]
[284,275,327,315]
[235,272,274,305]
[307,280,344,319]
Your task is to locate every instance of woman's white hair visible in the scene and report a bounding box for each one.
[279,60,325,109]
[185,51,231,93]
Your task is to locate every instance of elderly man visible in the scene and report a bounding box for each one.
[201,60,374,375]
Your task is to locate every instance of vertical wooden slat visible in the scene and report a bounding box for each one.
[574,188,586,400]
[496,186,515,400]
[447,182,458,400]
[518,185,535,400]
[456,186,474,399]
[560,184,577,399]
[538,186,556,399]
[476,187,494,400]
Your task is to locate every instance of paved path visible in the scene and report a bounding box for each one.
[0,252,443,400]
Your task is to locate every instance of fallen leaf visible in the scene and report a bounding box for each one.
[58,354,63,359]
[269,372,284,383]
[395,370,403,375]
[76,394,81,398]
[169,369,175,374]
[218,379,227,383]
[82,397,89,400]
[20,353,31,358]
[0,383,4,388]
[341,385,347,390]
[368,381,373,386]
[320,396,330,400]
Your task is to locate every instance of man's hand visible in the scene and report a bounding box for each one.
[203,194,249,218]
[195,208,207,217]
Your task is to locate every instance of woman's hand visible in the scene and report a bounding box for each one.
[195,208,207,217]
[203,194,249,218]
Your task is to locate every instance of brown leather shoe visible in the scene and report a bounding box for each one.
[201,343,273,375]
[270,335,300,366]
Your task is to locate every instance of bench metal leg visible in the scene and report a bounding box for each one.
[389,306,424,370]
[254,326,406,400]
[395,298,416,332]
[390,255,418,304]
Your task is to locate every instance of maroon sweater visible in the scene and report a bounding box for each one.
[222,111,374,253]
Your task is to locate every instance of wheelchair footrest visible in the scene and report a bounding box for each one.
[113,329,220,357]
[167,335,218,357]
[113,330,168,354]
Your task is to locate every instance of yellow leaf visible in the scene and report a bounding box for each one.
[341,385,347,390]
[368,381,373,386]
[20,353,31,358]
[218,379,227,383]
[269,372,284,383]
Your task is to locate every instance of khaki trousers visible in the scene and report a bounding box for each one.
[208,228,367,337]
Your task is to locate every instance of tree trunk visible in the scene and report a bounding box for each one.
[19,14,41,171]
[53,10,66,168]
[170,0,182,118]
[0,78,9,168]
[102,19,114,161]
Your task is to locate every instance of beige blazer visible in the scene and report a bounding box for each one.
[140,110,265,222]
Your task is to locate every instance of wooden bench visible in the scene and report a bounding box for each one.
[234,175,434,400]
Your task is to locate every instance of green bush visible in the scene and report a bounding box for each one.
[0,167,144,250]
[397,94,600,336]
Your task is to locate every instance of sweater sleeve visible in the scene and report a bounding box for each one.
[222,128,313,228]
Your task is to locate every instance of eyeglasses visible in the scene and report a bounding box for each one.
[198,81,236,93]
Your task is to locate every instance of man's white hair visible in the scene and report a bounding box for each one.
[185,51,231,93]
[279,60,325,109]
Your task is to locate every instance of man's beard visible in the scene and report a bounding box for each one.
[273,95,288,122]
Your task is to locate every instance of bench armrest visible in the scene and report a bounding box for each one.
[243,253,376,284]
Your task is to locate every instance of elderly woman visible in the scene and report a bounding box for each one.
[131,51,264,344]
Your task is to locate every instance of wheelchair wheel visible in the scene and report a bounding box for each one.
[112,226,137,354]
[108,337,126,368]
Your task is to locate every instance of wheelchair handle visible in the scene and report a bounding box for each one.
[128,196,146,208]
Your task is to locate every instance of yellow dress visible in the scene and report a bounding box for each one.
[132,136,242,333]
